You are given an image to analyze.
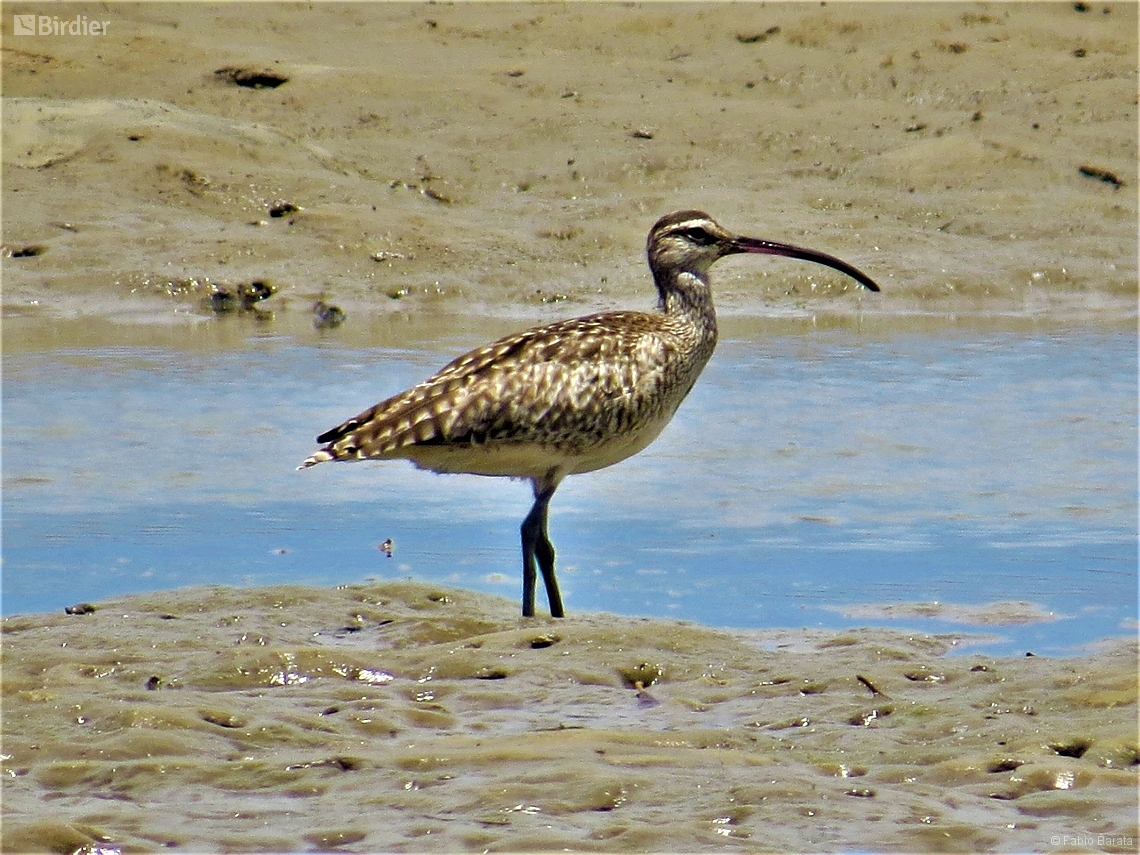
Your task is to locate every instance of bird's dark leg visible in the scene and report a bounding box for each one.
[521,476,563,618]
[521,503,538,618]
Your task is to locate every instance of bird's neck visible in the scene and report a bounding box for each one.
[655,269,718,341]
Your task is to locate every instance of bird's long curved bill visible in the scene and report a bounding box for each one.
[733,236,881,292]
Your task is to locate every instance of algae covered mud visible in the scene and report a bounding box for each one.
[2,581,1137,854]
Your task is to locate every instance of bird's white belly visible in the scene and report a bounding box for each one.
[401,406,678,481]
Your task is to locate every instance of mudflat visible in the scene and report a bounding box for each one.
[2,4,1136,852]
[3,3,1135,323]
[2,582,1137,852]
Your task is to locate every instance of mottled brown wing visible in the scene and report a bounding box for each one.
[299,311,684,468]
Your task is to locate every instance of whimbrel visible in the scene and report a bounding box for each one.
[299,211,880,617]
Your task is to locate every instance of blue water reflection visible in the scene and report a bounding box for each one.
[3,322,1136,656]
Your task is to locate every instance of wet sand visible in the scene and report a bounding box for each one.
[3,3,1136,322]
[2,581,1138,853]
[2,3,1137,852]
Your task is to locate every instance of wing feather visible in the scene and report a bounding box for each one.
[299,311,700,471]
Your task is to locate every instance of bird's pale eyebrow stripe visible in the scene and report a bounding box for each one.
[670,219,712,233]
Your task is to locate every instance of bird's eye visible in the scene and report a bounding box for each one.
[680,227,715,246]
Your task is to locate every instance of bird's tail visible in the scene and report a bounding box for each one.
[297,449,335,471]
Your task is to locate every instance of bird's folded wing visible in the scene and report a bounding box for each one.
[306,312,680,462]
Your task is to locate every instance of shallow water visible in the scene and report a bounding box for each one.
[3,314,1136,656]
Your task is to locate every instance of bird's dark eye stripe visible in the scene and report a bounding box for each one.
[679,227,715,245]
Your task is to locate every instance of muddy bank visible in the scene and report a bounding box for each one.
[2,581,1137,853]
[3,3,1136,327]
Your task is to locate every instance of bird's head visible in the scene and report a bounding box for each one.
[647,210,881,299]
[646,211,741,283]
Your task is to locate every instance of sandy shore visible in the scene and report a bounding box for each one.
[2,581,1137,853]
[3,3,1136,326]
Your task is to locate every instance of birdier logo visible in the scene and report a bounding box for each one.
[13,14,109,35]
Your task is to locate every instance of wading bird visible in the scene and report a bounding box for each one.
[299,211,880,617]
